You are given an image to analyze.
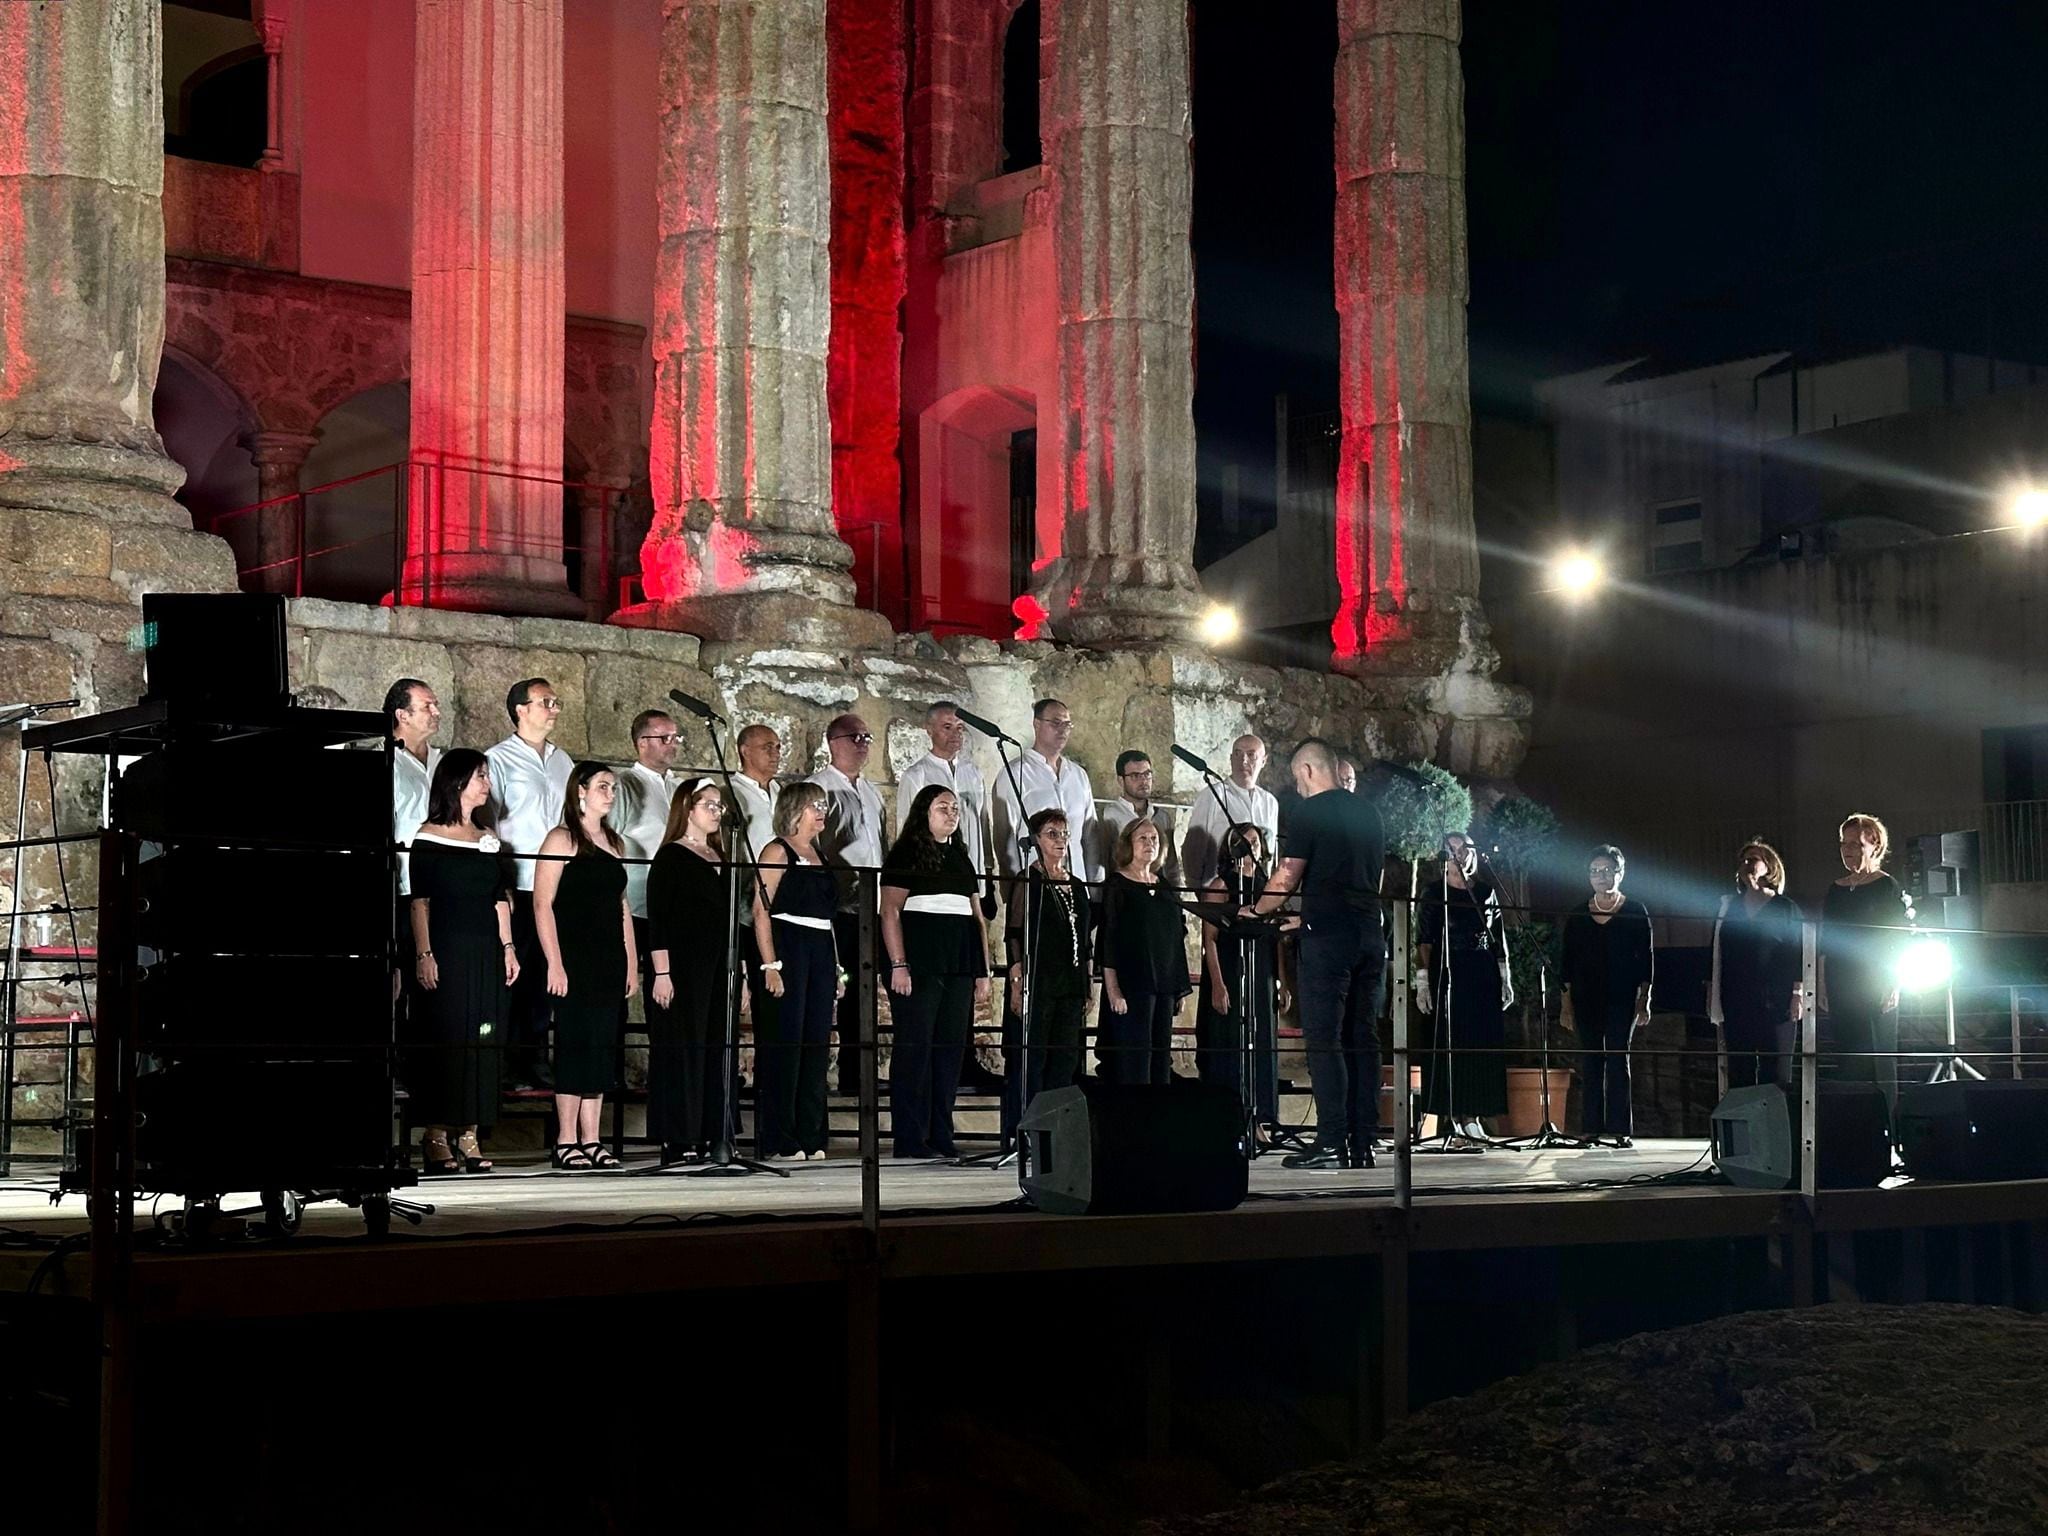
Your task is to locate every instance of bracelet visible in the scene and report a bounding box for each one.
[502,941,515,950]
[417,951,433,960]
[890,961,908,970]
[761,960,784,972]
[654,969,670,978]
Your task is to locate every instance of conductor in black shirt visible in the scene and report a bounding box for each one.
[1244,738,1387,1169]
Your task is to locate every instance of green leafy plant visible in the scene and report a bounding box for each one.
[1378,762,1473,869]
[1477,795,1564,1059]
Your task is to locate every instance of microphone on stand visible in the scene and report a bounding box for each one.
[1170,743,1218,778]
[668,687,728,725]
[953,706,1020,746]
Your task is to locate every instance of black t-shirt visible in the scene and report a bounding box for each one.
[1283,788,1385,933]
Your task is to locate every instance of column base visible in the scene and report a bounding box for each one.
[612,591,894,649]
[395,552,589,619]
[1033,555,1205,646]
[0,434,190,526]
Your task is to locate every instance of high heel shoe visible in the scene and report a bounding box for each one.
[420,1129,460,1175]
[452,1128,493,1174]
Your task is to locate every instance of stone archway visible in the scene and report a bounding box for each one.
[300,380,411,605]
[914,384,1037,636]
[153,349,260,547]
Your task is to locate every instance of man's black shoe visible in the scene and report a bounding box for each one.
[1282,1143,1345,1170]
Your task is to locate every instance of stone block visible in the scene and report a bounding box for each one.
[0,509,115,598]
[390,606,520,646]
[107,524,241,599]
[452,647,591,758]
[303,632,457,718]
[584,652,720,765]
[290,597,393,636]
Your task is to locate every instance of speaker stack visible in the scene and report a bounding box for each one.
[1019,1082,1249,1215]
[1710,1083,1892,1189]
[1897,1080,2048,1182]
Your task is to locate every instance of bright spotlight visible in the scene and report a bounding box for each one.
[1198,603,1240,646]
[2007,488,2048,531]
[1895,936,1953,994]
[1548,548,1605,601]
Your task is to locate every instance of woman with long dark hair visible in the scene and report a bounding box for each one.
[881,784,991,1158]
[1709,838,1803,1089]
[534,761,636,1169]
[1101,817,1188,1085]
[1561,844,1654,1147]
[752,780,843,1161]
[1820,813,1912,1119]
[1003,808,1094,1139]
[1416,831,1512,1141]
[407,748,516,1174]
[645,777,731,1164]
[1195,822,1281,1130]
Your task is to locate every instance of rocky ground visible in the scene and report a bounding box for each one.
[1142,1304,2048,1536]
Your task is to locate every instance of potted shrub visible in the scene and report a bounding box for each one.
[1372,762,1472,1129]
[1477,795,1573,1134]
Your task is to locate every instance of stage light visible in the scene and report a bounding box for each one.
[1896,936,1953,994]
[1548,548,1605,601]
[1199,603,1240,646]
[2006,487,2048,531]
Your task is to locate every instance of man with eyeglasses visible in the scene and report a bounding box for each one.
[488,677,576,1090]
[808,713,887,1100]
[991,698,1102,883]
[895,701,989,884]
[613,709,684,1037]
[1096,750,1184,893]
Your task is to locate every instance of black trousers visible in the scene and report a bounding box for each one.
[832,910,871,1098]
[887,971,975,1156]
[1724,1003,1793,1089]
[1825,1002,1900,1122]
[1000,993,1087,1139]
[506,889,549,1049]
[1576,1002,1636,1136]
[741,926,776,1153]
[644,919,728,1154]
[1196,970,1279,1125]
[1100,990,1177,1085]
[1297,921,1385,1152]
[759,922,835,1156]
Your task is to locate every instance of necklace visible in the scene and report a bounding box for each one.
[1047,877,1080,969]
[1591,891,1622,914]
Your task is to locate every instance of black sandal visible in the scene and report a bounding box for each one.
[421,1130,461,1176]
[551,1143,592,1170]
[582,1142,621,1169]
[453,1129,493,1174]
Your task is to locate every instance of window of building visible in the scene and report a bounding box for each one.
[1649,499,1703,573]
[1001,0,1042,174]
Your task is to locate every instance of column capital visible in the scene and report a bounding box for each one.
[239,427,321,468]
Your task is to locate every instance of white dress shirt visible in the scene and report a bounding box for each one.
[610,761,678,919]
[990,749,1101,883]
[486,734,575,892]
[807,763,886,909]
[1182,778,1281,889]
[894,751,989,877]
[392,741,442,896]
[1096,798,1185,894]
[730,772,781,872]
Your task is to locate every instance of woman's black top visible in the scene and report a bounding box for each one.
[1419,875,1505,958]
[1205,869,1273,992]
[408,833,507,943]
[1006,870,1093,999]
[1561,897,1654,1014]
[1820,874,1911,1016]
[766,837,838,922]
[1102,872,1189,998]
[1718,890,1802,1023]
[882,847,986,976]
[646,842,730,983]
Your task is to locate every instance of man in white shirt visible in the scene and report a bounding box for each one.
[386,677,442,900]
[612,708,682,1039]
[730,722,782,873]
[895,700,989,884]
[809,713,887,1099]
[990,698,1101,883]
[1183,733,1281,888]
[1095,749,1185,891]
[486,676,575,1089]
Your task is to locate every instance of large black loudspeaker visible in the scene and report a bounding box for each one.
[1019,1082,1248,1215]
[140,591,289,710]
[1709,1083,1891,1189]
[1897,1080,2048,1182]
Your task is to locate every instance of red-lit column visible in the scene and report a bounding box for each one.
[1034,0,1203,646]
[828,0,908,626]
[401,0,583,618]
[626,0,889,647]
[241,427,320,594]
[1330,0,1484,674]
[0,0,187,524]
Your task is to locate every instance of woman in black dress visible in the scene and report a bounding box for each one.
[1561,844,1654,1147]
[752,781,843,1161]
[534,762,636,1170]
[1196,823,1281,1129]
[881,785,992,1158]
[1416,831,1512,1141]
[1820,814,1913,1119]
[646,777,731,1164]
[1710,839,1803,1089]
[1001,808,1094,1142]
[407,749,516,1175]
[1101,817,1188,1085]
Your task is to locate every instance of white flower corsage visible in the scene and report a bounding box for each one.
[478,833,502,854]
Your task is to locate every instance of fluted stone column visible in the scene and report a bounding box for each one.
[1032,0,1202,647]
[401,0,583,618]
[625,0,888,647]
[241,428,320,594]
[1330,0,1485,676]
[0,0,187,527]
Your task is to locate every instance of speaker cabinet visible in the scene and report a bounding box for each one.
[1897,1079,2048,1182]
[1710,1082,1891,1189]
[1020,1082,1248,1215]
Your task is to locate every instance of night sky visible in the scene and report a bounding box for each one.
[1190,0,2048,558]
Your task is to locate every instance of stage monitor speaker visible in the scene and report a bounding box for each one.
[1710,1082,1891,1189]
[1020,1082,1248,1215]
[1897,1079,2048,1182]
[140,592,289,711]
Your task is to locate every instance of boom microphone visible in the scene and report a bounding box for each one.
[953,707,1020,746]
[668,688,728,724]
[1170,743,1215,777]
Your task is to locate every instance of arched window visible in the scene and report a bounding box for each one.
[1001,0,1041,174]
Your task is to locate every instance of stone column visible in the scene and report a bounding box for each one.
[0,0,188,527]
[1330,0,1484,676]
[255,10,286,171]
[625,0,889,647]
[1032,0,1202,646]
[401,0,583,618]
[240,427,320,594]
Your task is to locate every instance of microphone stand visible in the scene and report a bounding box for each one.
[651,708,788,1181]
[1494,960,1586,1149]
[955,722,1035,1175]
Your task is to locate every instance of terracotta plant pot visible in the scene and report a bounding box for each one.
[1502,1066,1574,1136]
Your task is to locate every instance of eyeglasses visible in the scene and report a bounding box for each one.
[1122,768,1155,779]
[1039,829,1071,842]
[832,732,875,746]
[639,732,680,745]
[524,696,563,712]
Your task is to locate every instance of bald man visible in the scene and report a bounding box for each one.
[1183,733,1281,887]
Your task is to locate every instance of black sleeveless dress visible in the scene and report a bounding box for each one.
[552,846,628,1096]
